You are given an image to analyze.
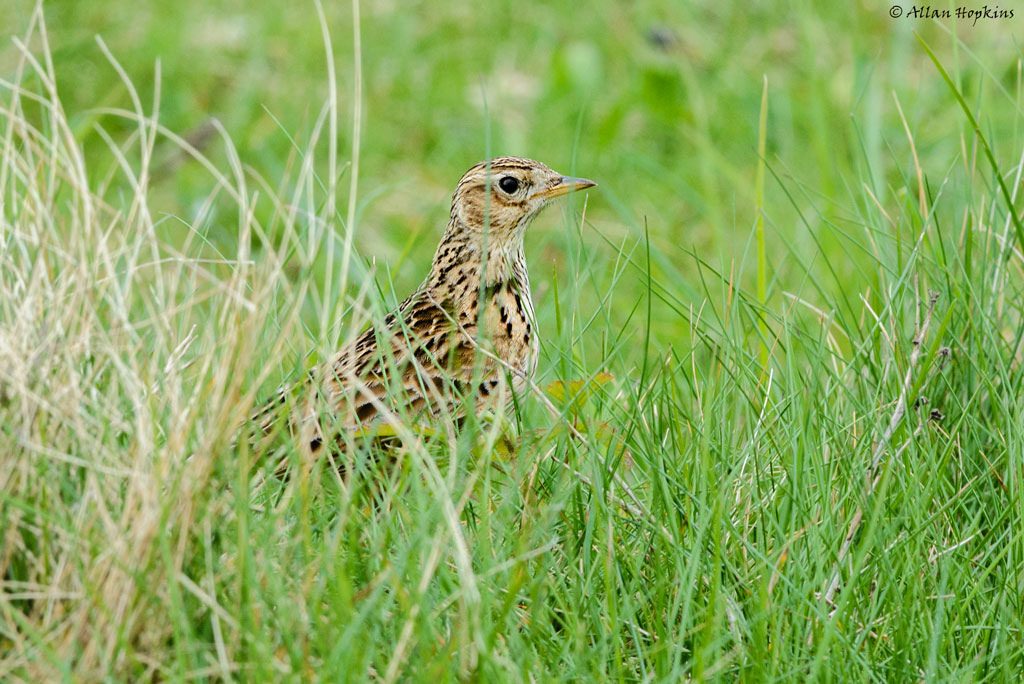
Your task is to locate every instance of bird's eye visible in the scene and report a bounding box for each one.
[498,176,520,194]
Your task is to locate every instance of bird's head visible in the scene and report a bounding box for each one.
[448,157,596,247]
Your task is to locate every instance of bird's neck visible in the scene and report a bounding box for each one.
[426,222,528,302]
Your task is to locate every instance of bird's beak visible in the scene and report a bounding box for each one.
[536,176,597,200]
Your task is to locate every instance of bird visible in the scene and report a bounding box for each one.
[251,157,595,459]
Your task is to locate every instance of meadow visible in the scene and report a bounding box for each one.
[2,0,1023,680]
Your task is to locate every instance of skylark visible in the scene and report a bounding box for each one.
[254,157,595,456]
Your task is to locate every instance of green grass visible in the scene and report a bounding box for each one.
[2,1,1024,680]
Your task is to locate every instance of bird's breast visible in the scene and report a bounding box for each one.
[482,278,538,383]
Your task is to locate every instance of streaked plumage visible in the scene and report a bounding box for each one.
[253,157,595,456]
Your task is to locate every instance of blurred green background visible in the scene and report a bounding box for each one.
[2,0,1020,345]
